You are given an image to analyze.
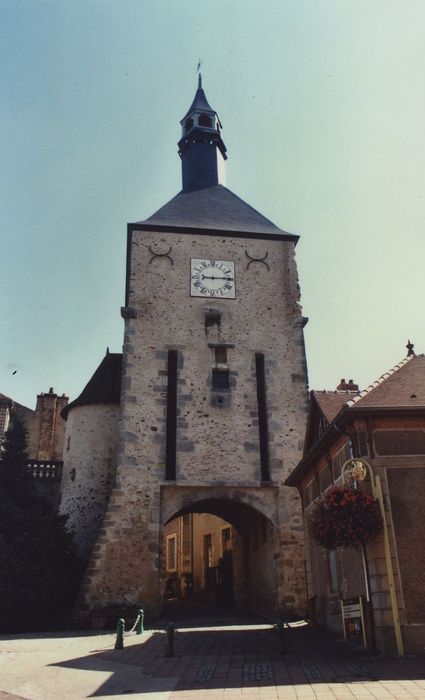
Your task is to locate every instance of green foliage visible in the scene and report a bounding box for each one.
[0,417,82,632]
[0,416,31,499]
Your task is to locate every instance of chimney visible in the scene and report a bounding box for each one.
[336,378,359,392]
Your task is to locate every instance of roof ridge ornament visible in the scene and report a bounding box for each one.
[196,59,202,88]
[406,339,415,357]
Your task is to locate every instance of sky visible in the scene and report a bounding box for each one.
[1,0,425,409]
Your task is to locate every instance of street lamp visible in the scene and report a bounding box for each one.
[342,458,404,656]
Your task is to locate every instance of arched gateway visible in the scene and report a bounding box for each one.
[162,489,278,612]
[60,77,309,625]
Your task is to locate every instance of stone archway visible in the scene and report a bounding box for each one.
[160,485,278,615]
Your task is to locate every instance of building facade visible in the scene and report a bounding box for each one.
[286,355,425,654]
[164,513,236,604]
[60,78,309,624]
[1,388,68,505]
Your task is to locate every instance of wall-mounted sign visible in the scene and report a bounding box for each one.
[340,596,367,647]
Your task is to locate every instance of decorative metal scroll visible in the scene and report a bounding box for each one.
[148,245,174,266]
[245,250,270,271]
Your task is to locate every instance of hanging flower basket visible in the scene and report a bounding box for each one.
[311,486,382,550]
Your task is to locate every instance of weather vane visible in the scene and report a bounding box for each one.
[406,339,415,357]
[196,59,202,74]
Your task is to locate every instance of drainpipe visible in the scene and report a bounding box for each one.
[334,422,377,653]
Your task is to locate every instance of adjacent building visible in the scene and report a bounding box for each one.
[1,388,68,505]
[286,354,425,654]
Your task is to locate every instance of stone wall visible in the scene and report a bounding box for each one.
[76,228,309,621]
[60,404,119,558]
[26,389,68,461]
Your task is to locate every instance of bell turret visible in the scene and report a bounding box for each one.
[178,75,227,193]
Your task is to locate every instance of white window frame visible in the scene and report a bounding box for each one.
[166,533,177,572]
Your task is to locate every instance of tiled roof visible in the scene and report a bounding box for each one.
[287,354,425,487]
[61,353,122,419]
[347,354,425,409]
[0,392,33,416]
[312,355,425,418]
[137,185,297,238]
[313,391,356,423]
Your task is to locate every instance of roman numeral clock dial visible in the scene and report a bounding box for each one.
[190,259,236,298]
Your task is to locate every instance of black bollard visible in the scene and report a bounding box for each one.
[136,608,144,635]
[115,618,125,649]
[276,619,287,654]
[164,622,175,657]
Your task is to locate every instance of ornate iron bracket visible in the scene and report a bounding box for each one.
[148,245,174,266]
[245,250,270,271]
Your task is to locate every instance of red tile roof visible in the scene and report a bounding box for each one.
[287,354,425,487]
[347,354,425,409]
[313,391,357,423]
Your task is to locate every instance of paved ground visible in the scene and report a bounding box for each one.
[0,612,424,699]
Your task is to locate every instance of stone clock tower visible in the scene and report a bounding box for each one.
[75,77,309,622]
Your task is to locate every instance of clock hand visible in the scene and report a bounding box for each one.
[201,275,234,281]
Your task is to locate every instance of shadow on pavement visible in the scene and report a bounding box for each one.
[50,622,425,696]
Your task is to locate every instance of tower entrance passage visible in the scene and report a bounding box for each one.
[161,488,278,617]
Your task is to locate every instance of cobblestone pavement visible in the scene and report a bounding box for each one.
[0,613,424,699]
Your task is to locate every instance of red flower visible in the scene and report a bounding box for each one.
[311,486,382,550]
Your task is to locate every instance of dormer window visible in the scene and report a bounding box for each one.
[184,118,194,132]
[198,113,212,128]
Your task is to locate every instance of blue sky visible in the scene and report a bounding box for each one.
[2,0,425,408]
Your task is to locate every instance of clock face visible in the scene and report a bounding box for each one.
[190,259,235,298]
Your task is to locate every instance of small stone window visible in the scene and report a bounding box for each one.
[199,113,212,127]
[184,118,194,132]
[205,309,221,330]
[212,368,229,390]
[214,346,227,364]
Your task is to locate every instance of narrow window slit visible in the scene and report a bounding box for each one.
[165,349,178,480]
[255,353,270,482]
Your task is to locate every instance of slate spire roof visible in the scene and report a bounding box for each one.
[182,73,215,120]
[61,352,122,419]
[137,184,297,239]
[134,79,298,240]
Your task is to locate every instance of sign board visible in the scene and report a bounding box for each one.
[341,597,367,647]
